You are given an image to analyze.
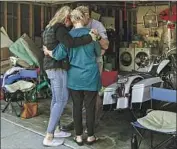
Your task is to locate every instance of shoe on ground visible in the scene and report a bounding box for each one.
[54,130,71,138]
[60,121,74,131]
[43,137,64,147]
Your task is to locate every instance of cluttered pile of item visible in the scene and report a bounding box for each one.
[0,27,51,118]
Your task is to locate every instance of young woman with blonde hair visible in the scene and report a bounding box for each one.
[42,6,96,147]
[44,9,101,146]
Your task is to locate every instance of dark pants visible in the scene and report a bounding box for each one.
[70,89,97,136]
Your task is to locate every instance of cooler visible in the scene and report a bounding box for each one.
[131,77,163,103]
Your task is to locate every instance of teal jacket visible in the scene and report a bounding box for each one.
[52,27,101,91]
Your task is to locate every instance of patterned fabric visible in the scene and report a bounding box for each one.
[42,23,63,70]
[43,23,61,50]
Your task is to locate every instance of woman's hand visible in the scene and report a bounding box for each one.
[43,45,49,55]
[89,29,101,41]
[43,45,53,58]
[91,29,99,35]
[89,31,97,41]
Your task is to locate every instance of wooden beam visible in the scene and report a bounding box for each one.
[17,3,21,38]
[41,6,44,31]
[29,3,33,38]
[4,2,7,31]
[9,1,50,6]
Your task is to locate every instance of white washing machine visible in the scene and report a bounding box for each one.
[119,48,135,72]
[134,48,152,72]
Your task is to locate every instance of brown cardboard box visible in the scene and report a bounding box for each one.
[1,59,11,74]
[1,47,10,60]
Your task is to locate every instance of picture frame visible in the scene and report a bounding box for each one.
[143,14,158,28]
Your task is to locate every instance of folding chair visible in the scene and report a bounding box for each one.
[131,87,176,149]
[1,69,38,116]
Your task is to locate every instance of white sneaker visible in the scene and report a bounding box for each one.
[43,138,64,147]
[54,130,71,138]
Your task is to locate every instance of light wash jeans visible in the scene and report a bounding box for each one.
[46,69,68,133]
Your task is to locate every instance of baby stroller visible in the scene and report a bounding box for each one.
[1,34,51,116]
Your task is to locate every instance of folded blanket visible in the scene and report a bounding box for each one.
[137,110,176,133]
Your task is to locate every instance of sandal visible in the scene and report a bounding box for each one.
[73,136,83,146]
[85,135,99,145]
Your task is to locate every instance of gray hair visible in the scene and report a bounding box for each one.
[75,6,89,14]
[70,9,85,23]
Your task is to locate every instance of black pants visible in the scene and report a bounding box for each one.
[70,89,97,136]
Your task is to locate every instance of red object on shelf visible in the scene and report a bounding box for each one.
[159,5,177,22]
[167,23,176,29]
[101,71,118,87]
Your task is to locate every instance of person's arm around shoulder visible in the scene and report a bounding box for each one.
[56,26,92,48]
[43,44,67,61]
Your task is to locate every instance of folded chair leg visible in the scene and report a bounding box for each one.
[10,103,21,117]
[2,99,12,113]
[132,125,146,148]
[16,101,23,108]
[150,131,153,148]
[153,135,175,149]
[138,131,146,148]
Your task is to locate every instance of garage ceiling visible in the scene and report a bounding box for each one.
[6,0,172,7]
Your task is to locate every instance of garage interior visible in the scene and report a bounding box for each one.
[1,1,176,149]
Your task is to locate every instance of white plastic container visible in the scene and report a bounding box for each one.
[116,97,129,109]
[103,83,117,105]
[131,77,163,103]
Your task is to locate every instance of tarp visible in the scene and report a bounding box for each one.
[9,34,44,68]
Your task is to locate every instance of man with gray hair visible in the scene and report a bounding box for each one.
[61,5,109,132]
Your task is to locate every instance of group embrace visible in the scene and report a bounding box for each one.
[42,5,109,147]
